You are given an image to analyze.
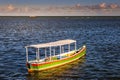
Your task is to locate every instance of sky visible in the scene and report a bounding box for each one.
[0,0,120,16]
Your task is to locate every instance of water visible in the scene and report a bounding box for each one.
[0,16,120,80]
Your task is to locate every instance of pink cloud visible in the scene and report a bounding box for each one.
[110,4,118,9]
[75,4,81,8]
[99,3,106,8]
[7,4,15,11]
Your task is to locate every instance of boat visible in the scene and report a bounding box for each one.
[25,39,86,72]
[29,16,36,18]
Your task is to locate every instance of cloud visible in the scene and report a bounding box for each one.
[7,4,15,11]
[0,3,120,16]
[99,3,106,8]
[75,4,81,8]
[110,4,118,9]
[24,7,29,12]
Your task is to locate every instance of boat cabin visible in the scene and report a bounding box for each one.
[25,39,77,63]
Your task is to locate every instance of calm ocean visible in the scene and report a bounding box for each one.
[0,16,120,80]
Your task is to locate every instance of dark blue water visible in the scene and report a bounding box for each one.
[0,17,120,80]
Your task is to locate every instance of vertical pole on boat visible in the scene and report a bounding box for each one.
[62,46,64,53]
[36,49,37,61]
[38,48,40,61]
[68,44,70,52]
[75,42,77,50]
[36,48,39,61]
[26,47,28,62]
[53,48,55,56]
[45,48,47,58]
[50,47,51,61]
[60,45,61,59]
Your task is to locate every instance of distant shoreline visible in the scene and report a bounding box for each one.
[0,16,120,19]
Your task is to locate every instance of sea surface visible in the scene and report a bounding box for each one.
[0,16,120,80]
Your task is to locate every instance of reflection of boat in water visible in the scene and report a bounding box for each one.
[25,39,86,72]
[26,57,86,80]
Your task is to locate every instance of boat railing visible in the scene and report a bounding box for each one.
[28,50,76,64]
